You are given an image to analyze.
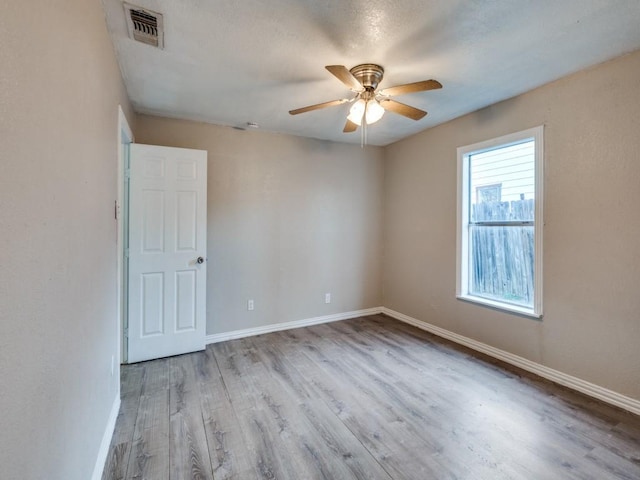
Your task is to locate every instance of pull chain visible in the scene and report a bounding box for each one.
[361,102,368,148]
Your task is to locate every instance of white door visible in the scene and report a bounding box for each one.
[127,144,207,363]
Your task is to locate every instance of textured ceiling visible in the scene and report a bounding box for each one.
[102,0,640,146]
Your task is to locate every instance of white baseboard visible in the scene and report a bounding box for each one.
[205,307,383,344]
[382,307,640,416]
[91,394,121,480]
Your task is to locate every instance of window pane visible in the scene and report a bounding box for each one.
[470,141,535,223]
[469,225,534,307]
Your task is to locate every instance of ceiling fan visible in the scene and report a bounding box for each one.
[289,64,442,133]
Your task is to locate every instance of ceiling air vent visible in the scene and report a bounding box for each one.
[124,3,164,49]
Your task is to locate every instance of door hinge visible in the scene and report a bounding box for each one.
[124,168,131,180]
[125,248,130,258]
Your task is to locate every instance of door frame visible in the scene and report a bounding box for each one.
[117,105,133,364]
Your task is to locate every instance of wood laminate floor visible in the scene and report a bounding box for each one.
[103,314,640,479]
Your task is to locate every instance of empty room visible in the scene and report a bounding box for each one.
[2,1,640,479]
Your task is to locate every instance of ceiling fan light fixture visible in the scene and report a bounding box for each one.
[347,98,384,126]
[347,98,366,126]
[365,100,384,125]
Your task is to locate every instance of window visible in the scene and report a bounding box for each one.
[476,184,502,204]
[456,126,543,317]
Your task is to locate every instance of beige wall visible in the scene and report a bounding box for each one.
[0,1,134,478]
[383,51,640,401]
[135,116,384,335]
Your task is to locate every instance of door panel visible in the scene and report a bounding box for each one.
[141,272,164,336]
[176,191,197,251]
[175,270,196,331]
[128,143,207,363]
[143,190,165,252]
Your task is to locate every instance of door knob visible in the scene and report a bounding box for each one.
[196,256,205,264]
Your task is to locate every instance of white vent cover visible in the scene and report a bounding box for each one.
[124,3,164,49]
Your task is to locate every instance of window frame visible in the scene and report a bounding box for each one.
[456,126,544,318]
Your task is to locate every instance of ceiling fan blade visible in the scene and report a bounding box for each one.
[325,65,364,91]
[380,99,427,120]
[379,79,442,97]
[289,98,348,115]
[343,119,358,133]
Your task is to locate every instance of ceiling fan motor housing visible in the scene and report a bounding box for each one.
[350,64,385,91]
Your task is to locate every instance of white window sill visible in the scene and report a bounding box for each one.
[456,294,542,319]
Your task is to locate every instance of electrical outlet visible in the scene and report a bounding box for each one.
[325,293,331,304]
[248,299,254,311]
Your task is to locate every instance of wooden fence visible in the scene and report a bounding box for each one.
[470,199,534,307]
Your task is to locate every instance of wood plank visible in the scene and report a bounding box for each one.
[584,446,640,480]
[191,347,258,479]
[101,442,129,480]
[120,363,145,397]
[142,357,170,394]
[126,389,170,480]
[169,354,213,480]
[102,364,146,480]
